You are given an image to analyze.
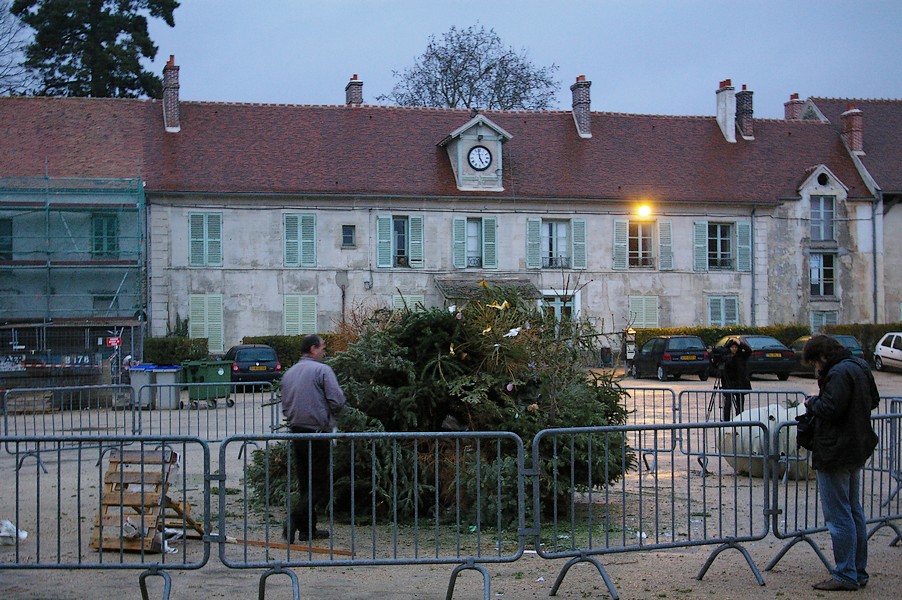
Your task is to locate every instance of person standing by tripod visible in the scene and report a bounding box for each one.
[719,338,752,420]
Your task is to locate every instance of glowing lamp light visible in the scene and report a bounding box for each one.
[637,205,652,218]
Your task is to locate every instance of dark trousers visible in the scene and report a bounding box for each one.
[722,392,745,421]
[288,426,331,534]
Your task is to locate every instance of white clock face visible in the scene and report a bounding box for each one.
[468,145,492,171]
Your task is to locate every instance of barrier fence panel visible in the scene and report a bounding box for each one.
[766,413,902,572]
[0,435,210,599]
[618,387,677,473]
[677,389,808,471]
[216,431,525,600]
[530,421,772,599]
[135,383,279,444]
[2,386,134,468]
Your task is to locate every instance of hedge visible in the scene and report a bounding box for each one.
[143,337,209,365]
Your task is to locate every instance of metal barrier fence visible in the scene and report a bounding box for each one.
[619,387,678,472]
[3,384,279,468]
[1,386,134,470]
[0,435,211,600]
[2,391,901,600]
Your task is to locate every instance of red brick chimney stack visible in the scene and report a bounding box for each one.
[570,75,592,138]
[784,92,805,120]
[736,84,754,139]
[162,55,180,133]
[841,104,864,154]
[345,74,364,106]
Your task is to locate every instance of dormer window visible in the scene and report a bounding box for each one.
[439,115,512,192]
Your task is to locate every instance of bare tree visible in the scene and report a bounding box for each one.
[0,0,34,94]
[377,25,559,110]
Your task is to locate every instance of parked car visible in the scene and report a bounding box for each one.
[711,335,795,381]
[630,335,711,382]
[224,344,282,385]
[874,332,902,372]
[789,334,865,375]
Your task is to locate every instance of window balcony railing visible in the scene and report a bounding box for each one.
[466,256,483,268]
[543,255,570,269]
[708,257,735,270]
[629,256,655,269]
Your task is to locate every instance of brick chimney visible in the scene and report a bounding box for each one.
[570,75,592,138]
[715,79,736,143]
[162,55,180,133]
[345,74,363,106]
[784,93,805,120]
[841,105,864,154]
[736,84,754,139]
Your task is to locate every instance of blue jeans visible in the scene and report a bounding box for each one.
[816,467,868,587]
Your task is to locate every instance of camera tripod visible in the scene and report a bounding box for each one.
[705,371,743,422]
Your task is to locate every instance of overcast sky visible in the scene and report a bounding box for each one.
[146,0,902,119]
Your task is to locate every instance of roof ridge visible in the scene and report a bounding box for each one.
[811,96,902,104]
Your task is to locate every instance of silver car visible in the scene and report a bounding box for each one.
[874,332,902,372]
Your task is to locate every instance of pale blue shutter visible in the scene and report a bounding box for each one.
[693,221,708,272]
[206,214,222,267]
[452,217,467,268]
[300,214,316,267]
[526,218,541,269]
[736,221,752,272]
[189,294,223,352]
[284,214,300,266]
[206,294,223,352]
[613,219,628,270]
[393,294,425,311]
[299,295,317,333]
[408,215,424,268]
[482,217,497,269]
[376,216,392,268]
[630,296,659,328]
[189,214,205,266]
[571,219,586,269]
[658,221,673,271]
[284,295,300,335]
[707,296,722,326]
[724,297,739,325]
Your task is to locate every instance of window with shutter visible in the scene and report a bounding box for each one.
[408,215,424,268]
[189,293,224,352]
[284,295,317,335]
[613,220,628,270]
[526,218,541,269]
[693,221,708,272]
[707,296,740,326]
[392,294,425,311]
[810,310,838,332]
[452,217,467,268]
[376,216,392,268]
[189,213,222,267]
[736,221,751,272]
[628,296,659,328]
[481,217,497,269]
[571,219,586,269]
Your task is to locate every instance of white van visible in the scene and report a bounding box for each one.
[874,332,902,372]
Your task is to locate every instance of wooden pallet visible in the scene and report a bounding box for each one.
[90,448,204,553]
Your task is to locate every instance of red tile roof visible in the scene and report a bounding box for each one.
[809,98,902,193]
[1,95,871,202]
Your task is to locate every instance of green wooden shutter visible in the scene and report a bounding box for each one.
[452,217,467,269]
[629,296,659,328]
[189,214,205,266]
[284,295,300,335]
[300,214,316,267]
[408,215,424,268]
[571,219,586,269]
[189,294,223,353]
[482,217,497,269]
[707,296,722,326]
[693,221,708,272]
[284,214,300,267]
[300,295,317,333]
[376,216,392,268]
[613,219,628,270]
[736,221,752,272]
[206,214,222,267]
[724,296,739,325]
[392,294,425,311]
[526,218,541,269]
[658,221,673,271]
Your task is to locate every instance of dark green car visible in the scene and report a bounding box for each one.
[789,334,864,376]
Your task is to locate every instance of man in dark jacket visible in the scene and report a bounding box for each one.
[802,335,880,591]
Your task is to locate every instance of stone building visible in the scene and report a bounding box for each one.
[2,58,896,356]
